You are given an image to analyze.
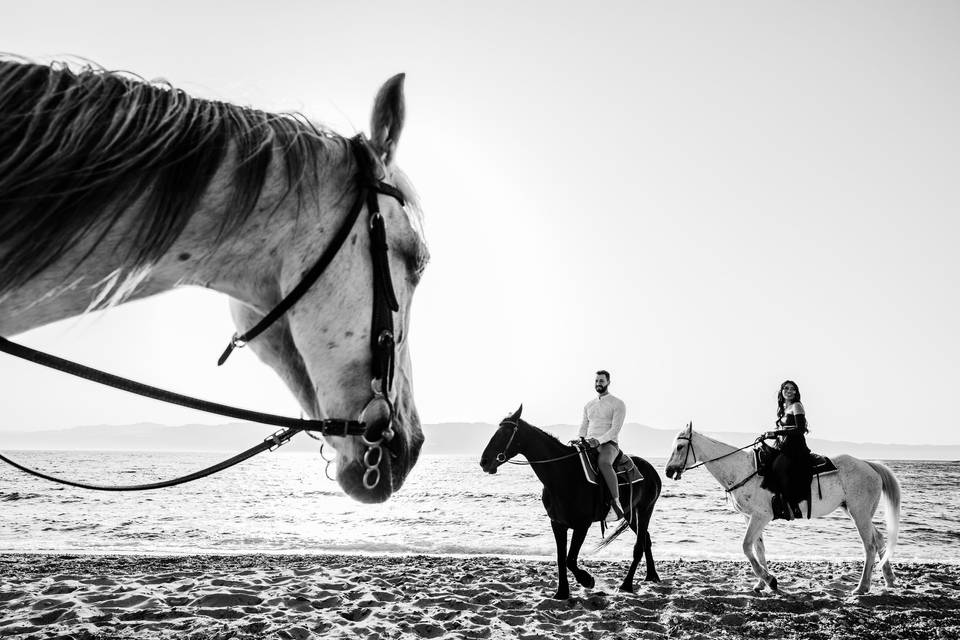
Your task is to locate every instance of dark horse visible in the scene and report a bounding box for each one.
[479,406,661,599]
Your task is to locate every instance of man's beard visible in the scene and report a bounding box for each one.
[595,384,607,394]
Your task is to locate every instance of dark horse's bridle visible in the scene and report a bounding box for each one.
[0,135,405,492]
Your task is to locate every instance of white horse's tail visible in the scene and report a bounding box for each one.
[866,461,901,564]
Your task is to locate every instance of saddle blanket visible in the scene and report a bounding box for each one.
[575,444,644,486]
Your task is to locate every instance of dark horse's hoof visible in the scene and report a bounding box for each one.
[552,590,570,600]
[577,573,595,589]
[618,583,634,593]
[769,577,779,592]
[646,572,661,583]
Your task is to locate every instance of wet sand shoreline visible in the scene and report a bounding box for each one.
[1,553,957,639]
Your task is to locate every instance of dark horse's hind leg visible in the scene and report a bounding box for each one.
[643,529,660,582]
[620,505,659,592]
[550,520,570,599]
[566,524,595,590]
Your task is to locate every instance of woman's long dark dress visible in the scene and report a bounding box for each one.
[770,414,812,505]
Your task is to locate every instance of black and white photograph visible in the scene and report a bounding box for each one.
[1,2,958,638]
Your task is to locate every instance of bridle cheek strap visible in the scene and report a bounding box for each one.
[218,134,405,387]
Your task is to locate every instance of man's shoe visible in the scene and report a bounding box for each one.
[605,500,624,523]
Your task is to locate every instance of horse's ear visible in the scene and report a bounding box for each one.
[370,73,405,166]
[509,404,523,421]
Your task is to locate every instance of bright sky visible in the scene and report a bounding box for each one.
[1,1,958,446]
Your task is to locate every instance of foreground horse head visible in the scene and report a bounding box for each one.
[479,405,524,473]
[0,58,429,503]
[664,421,695,480]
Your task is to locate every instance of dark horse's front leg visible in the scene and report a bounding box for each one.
[566,524,595,590]
[550,519,570,599]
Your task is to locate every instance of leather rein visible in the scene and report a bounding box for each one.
[495,420,590,466]
[676,428,760,493]
[0,135,404,492]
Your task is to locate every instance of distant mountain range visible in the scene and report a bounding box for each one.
[0,421,957,461]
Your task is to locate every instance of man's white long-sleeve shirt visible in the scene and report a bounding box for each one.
[578,393,626,444]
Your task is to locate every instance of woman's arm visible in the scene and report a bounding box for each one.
[786,402,807,430]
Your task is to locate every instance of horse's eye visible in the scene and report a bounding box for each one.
[677,445,682,451]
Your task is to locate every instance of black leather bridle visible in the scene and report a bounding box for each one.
[0,135,407,492]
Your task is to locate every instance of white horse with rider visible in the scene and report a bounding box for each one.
[665,422,901,595]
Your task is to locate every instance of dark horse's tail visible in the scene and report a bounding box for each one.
[595,520,631,550]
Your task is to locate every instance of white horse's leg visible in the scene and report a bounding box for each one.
[850,509,878,595]
[743,514,767,591]
[873,527,896,587]
[754,534,770,592]
[742,515,777,591]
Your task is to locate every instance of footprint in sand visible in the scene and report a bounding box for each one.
[30,597,71,611]
[191,593,263,608]
[80,577,117,586]
[28,608,70,626]
[40,583,77,595]
[431,610,460,622]
[339,606,372,622]
[312,595,341,609]
[277,626,310,640]
[583,595,609,611]
[412,622,445,638]
[196,607,247,620]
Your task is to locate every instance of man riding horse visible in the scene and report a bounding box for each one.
[576,370,626,519]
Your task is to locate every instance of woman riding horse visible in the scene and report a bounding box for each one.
[761,380,812,519]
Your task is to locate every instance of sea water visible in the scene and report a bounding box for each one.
[0,451,956,562]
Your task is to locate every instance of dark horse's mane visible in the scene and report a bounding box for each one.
[0,56,347,294]
[518,419,569,449]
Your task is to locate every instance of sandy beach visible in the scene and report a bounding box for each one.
[0,554,957,639]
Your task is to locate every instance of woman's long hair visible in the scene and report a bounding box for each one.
[776,380,802,423]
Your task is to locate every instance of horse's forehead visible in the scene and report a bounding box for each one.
[387,167,428,251]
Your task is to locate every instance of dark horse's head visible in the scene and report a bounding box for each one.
[479,405,525,474]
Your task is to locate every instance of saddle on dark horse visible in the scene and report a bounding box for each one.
[573,442,644,527]
[756,442,837,521]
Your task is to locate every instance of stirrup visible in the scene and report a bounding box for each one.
[605,502,623,523]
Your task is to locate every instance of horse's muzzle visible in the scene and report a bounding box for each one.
[478,456,499,474]
[335,405,423,503]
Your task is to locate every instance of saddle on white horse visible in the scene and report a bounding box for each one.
[756,444,839,520]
